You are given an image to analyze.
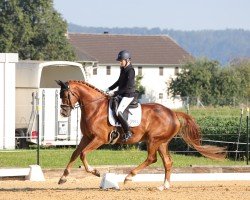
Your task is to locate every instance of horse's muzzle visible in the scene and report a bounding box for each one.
[60,106,72,117]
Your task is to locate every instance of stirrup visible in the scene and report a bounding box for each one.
[122,131,132,142]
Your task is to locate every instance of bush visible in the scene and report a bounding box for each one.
[183,107,248,158]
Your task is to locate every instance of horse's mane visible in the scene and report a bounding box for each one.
[68,80,108,96]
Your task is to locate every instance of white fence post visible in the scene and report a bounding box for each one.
[0,53,18,149]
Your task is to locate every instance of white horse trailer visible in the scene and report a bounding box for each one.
[15,61,86,148]
[0,53,18,150]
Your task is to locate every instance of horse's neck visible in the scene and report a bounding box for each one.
[74,83,99,100]
[80,95,108,122]
[75,84,106,107]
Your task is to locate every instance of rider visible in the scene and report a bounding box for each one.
[106,50,135,141]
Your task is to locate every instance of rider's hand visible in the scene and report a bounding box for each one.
[105,88,114,96]
[105,88,110,93]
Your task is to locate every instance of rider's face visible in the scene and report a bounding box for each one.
[120,59,128,68]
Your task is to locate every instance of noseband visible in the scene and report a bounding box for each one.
[60,88,79,110]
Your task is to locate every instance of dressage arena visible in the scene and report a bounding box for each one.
[1,167,250,200]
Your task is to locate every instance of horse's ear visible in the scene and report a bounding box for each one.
[55,80,69,89]
[55,80,62,87]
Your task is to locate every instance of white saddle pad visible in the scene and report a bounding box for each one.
[108,104,142,127]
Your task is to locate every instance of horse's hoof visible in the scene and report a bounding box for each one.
[58,178,67,185]
[124,177,132,184]
[157,185,170,191]
[92,169,100,177]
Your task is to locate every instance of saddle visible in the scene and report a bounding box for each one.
[108,95,142,127]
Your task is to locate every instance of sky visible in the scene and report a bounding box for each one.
[53,0,250,31]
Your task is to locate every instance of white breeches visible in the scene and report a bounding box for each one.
[116,97,134,116]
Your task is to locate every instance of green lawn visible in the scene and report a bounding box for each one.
[0,149,246,168]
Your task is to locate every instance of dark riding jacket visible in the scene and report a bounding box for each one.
[108,64,135,97]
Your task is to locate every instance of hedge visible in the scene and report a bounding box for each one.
[170,107,249,158]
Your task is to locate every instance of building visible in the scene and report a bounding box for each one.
[68,33,193,108]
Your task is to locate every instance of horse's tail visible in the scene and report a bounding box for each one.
[175,111,226,160]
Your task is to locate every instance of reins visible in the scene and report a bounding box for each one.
[78,95,108,108]
[60,86,108,110]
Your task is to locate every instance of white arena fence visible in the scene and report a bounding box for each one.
[100,172,250,190]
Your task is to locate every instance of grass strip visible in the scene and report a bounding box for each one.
[0,149,245,168]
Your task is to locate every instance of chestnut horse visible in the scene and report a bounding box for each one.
[56,80,226,190]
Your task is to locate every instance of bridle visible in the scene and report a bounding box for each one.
[60,87,108,110]
[60,88,79,110]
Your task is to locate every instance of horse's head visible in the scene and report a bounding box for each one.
[55,80,79,117]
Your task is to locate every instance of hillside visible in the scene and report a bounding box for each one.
[68,23,250,65]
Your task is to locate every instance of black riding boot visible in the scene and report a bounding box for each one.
[117,111,132,141]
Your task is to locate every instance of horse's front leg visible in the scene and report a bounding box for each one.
[79,137,104,177]
[58,136,90,184]
[80,152,100,177]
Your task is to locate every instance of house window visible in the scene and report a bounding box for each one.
[106,66,111,75]
[138,66,142,76]
[174,66,179,75]
[93,67,97,75]
[159,67,163,76]
[159,93,163,99]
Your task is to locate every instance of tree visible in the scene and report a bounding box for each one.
[168,58,221,105]
[135,75,145,99]
[168,57,250,106]
[215,67,240,105]
[229,59,250,100]
[0,0,75,60]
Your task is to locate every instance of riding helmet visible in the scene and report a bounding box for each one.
[116,50,131,61]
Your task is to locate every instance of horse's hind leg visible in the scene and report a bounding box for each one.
[124,140,160,183]
[58,136,90,184]
[157,142,173,190]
